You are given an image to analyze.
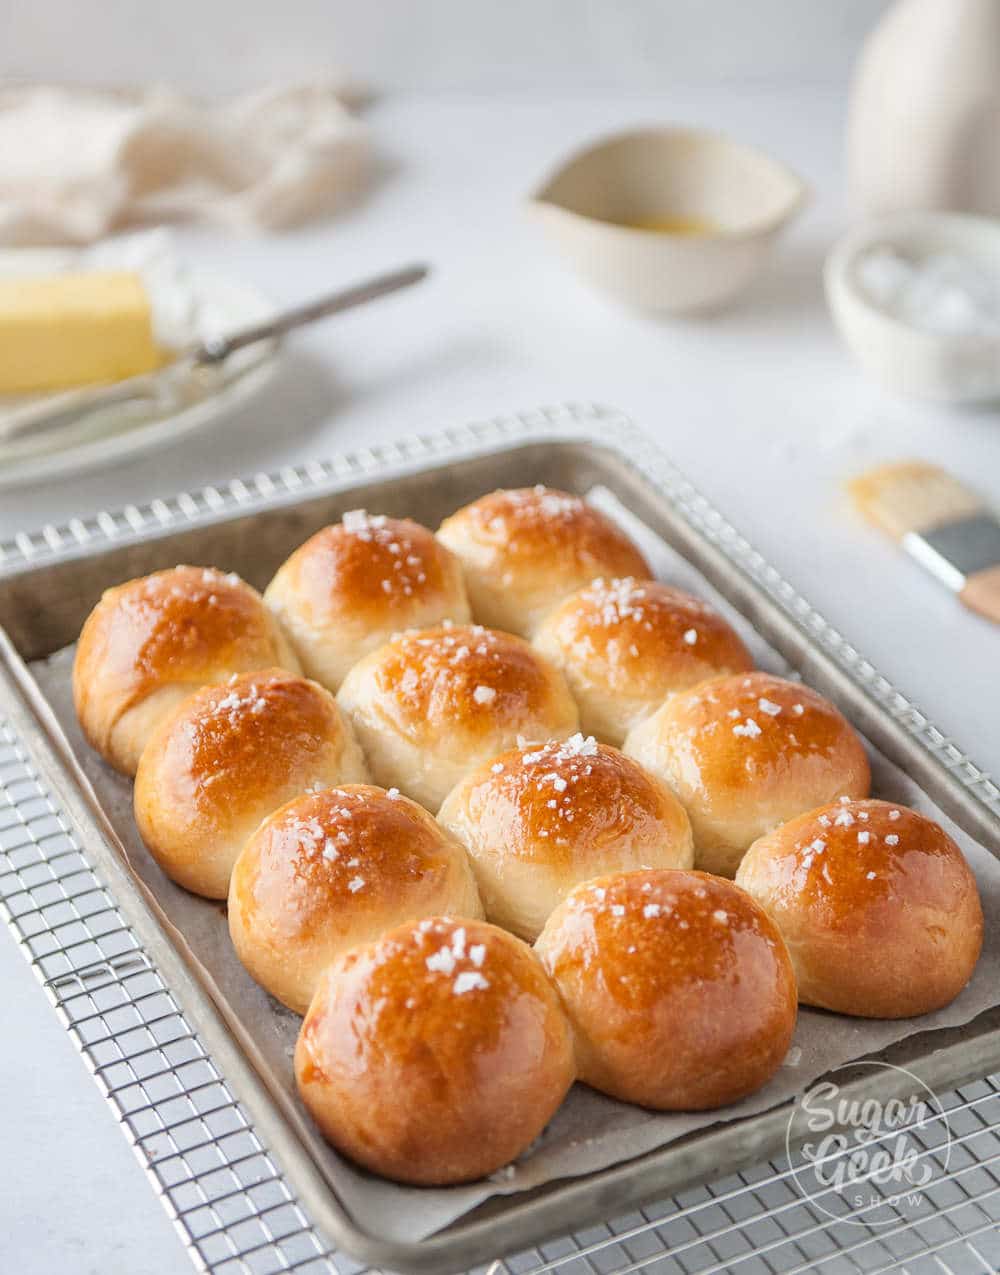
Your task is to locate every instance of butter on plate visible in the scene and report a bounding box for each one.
[0,270,163,395]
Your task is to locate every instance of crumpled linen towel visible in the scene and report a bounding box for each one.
[0,82,369,244]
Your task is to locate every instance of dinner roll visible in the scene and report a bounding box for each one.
[437,486,650,636]
[73,565,300,776]
[624,672,870,878]
[295,916,574,1183]
[134,669,367,899]
[534,578,754,745]
[438,735,693,940]
[229,786,483,1013]
[736,799,983,1018]
[336,624,579,809]
[264,511,470,692]
[536,870,796,1110]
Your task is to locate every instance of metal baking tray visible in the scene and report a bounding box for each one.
[1,403,998,1274]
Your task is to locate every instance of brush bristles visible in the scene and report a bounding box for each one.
[849,462,984,541]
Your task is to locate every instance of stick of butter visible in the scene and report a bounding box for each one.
[0,271,162,395]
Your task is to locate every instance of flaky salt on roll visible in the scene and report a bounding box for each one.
[134,669,367,899]
[536,870,797,1110]
[336,624,579,809]
[624,672,870,878]
[74,565,300,776]
[439,735,692,940]
[295,916,574,1183]
[534,578,754,745]
[437,486,650,637]
[736,799,983,1018]
[229,786,483,1013]
[264,511,470,693]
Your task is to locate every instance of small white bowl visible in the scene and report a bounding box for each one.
[528,127,807,314]
[825,212,1000,403]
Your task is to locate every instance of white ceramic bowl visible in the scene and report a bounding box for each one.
[825,212,1000,403]
[528,127,807,314]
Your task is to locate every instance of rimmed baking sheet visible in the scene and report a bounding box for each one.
[2,412,998,1273]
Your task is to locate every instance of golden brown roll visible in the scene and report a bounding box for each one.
[438,736,693,940]
[73,565,300,776]
[535,870,797,1110]
[336,624,579,809]
[228,786,483,1013]
[533,578,754,745]
[264,511,470,692]
[134,669,367,899]
[624,672,870,878]
[437,486,651,637]
[295,916,574,1183]
[736,799,983,1018]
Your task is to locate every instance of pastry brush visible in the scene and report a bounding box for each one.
[849,461,1000,624]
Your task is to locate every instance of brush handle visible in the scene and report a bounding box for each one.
[961,565,1000,625]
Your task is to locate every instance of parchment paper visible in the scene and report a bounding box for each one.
[28,489,1000,1244]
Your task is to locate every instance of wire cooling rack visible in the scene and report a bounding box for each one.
[2,405,1000,1274]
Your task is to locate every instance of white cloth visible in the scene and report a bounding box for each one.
[0,83,369,244]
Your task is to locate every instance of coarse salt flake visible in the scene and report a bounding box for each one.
[885,834,899,846]
[733,718,762,739]
[758,697,782,716]
[347,876,365,893]
[683,629,698,646]
[643,903,661,918]
[426,948,456,975]
[473,685,497,705]
[454,971,489,995]
[469,944,486,967]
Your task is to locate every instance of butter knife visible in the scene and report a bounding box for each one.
[0,263,429,447]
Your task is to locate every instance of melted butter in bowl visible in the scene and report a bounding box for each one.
[612,214,721,237]
[529,126,806,313]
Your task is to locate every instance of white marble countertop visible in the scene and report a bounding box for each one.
[1,88,997,1274]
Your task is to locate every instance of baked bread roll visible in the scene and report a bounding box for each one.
[438,735,693,940]
[229,786,483,1013]
[624,672,870,877]
[533,578,754,745]
[264,511,470,692]
[134,669,367,899]
[336,624,579,809]
[437,486,650,636]
[536,870,797,1110]
[295,916,574,1183]
[74,565,300,776]
[736,799,983,1018]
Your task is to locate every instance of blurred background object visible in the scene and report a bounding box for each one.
[848,0,1000,218]
[529,127,806,313]
[0,83,368,245]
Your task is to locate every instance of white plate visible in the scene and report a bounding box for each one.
[0,261,280,489]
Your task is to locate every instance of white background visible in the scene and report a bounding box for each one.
[1,5,997,1273]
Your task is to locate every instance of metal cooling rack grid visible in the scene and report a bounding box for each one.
[2,403,1000,1274]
